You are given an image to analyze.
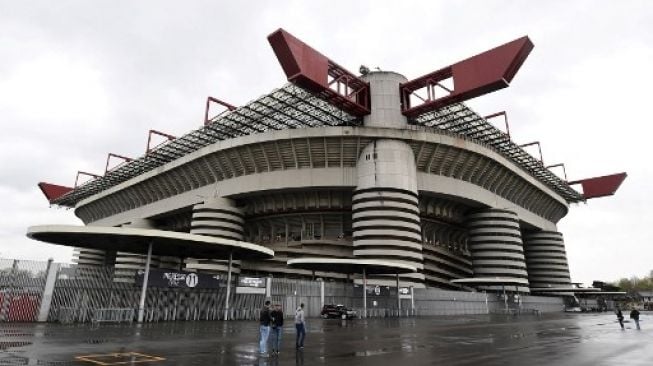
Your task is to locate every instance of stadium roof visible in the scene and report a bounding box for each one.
[48,82,585,207]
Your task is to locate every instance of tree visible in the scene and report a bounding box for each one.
[612,272,653,292]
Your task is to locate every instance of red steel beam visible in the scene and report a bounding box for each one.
[484,111,510,138]
[204,96,236,125]
[519,141,544,163]
[146,129,176,154]
[75,171,102,188]
[401,36,534,117]
[545,163,568,182]
[568,172,627,199]
[37,182,73,202]
[104,153,133,174]
[267,28,370,116]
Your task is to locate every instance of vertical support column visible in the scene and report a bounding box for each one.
[320,280,325,309]
[115,219,157,284]
[137,241,153,323]
[187,198,244,276]
[265,276,272,299]
[353,139,424,288]
[362,267,367,319]
[396,273,401,312]
[466,209,529,293]
[410,286,415,312]
[37,258,59,322]
[223,251,233,321]
[523,231,572,289]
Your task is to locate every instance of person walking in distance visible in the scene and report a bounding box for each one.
[270,304,284,355]
[295,303,306,349]
[630,307,641,330]
[615,306,625,330]
[259,300,272,357]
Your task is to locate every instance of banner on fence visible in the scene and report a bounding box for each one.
[135,269,224,289]
[235,277,266,294]
[353,284,395,297]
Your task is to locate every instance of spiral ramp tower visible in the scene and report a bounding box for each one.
[184,198,243,276]
[466,209,530,293]
[523,231,572,289]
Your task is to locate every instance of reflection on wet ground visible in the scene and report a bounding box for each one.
[0,312,651,365]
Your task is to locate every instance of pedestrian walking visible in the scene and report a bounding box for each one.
[270,304,284,355]
[630,308,641,330]
[615,307,625,330]
[259,300,272,356]
[295,303,306,349]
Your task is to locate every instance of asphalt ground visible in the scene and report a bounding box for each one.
[0,312,651,365]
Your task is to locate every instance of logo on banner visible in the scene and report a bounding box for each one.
[186,273,198,288]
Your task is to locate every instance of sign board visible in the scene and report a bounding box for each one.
[399,287,412,299]
[237,277,266,288]
[135,269,223,289]
[236,277,267,294]
[353,285,393,297]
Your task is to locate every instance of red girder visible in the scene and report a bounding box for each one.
[401,36,534,117]
[75,171,102,188]
[484,111,510,137]
[204,96,236,125]
[105,153,132,174]
[568,172,627,199]
[519,141,544,164]
[545,163,568,182]
[267,28,370,117]
[146,129,176,154]
[37,182,73,202]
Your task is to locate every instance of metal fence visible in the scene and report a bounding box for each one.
[0,259,49,322]
[0,258,566,323]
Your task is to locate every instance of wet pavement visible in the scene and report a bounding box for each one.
[0,312,651,365]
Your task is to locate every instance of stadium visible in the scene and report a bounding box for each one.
[34,28,626,295]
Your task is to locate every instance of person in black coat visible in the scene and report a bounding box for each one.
[270,304,284,355]
[630,308,641,330]
[615,307,625,330]
[259,300,272,356]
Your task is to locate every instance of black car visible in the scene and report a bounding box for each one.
[321,304,356,319]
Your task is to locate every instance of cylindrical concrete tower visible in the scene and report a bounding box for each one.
[114,218,160,283]
[466,209,530,292]
[184,198,243,275]
[523,231,571,289]
[362,71,408,129]
[353,71,424,287]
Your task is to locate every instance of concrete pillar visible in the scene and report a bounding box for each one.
[265,276,272,299]
[115,219,158,284]
[186,198,244,275]
[37,259,59,322]
[319,280,325,308]
[410,286,415,311]
[466,209,529,293]
[523,231,572,289]
[353,139,425,287]
[361,71,408,129]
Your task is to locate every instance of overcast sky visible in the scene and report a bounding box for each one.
[1,1,651,286]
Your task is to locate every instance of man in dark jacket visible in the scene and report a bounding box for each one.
[615,307,625,330]
[630,308,641,330]
[259,300,272,356]
[270,304,284,355]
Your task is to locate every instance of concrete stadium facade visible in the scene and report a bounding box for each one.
[68,70,575,292]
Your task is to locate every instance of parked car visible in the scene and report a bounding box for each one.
[321,304,356,319]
